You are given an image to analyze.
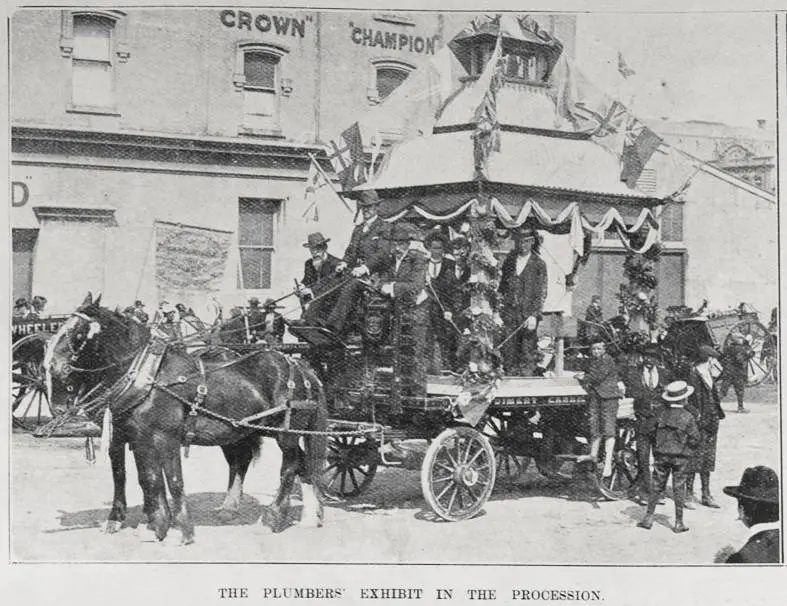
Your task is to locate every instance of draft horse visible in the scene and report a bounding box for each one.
[46,293,328,543]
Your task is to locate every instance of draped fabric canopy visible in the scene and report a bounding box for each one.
[379,196,661,256]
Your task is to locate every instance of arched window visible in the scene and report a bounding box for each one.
[235,43,289,134]
[71,13,116,109]
[368,60,413,104]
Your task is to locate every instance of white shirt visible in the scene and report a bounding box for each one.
[515,253,531,276]
[428,259,442,279]
[696,361,714,389]
[643,366,659,389]
[362,215,378,233]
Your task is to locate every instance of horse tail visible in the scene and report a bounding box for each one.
[250,433,263,464]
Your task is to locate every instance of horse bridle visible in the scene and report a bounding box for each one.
[58,311,138,381]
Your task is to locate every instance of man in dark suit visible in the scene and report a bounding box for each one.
[254,298,285,344]
[300,232,341,324]
[424,231,458,371]
[580,295,604,345]
[717,466,780,563]
[325,190,392,335]
[498,229,548,376]
[380,223,430,395]
[719,334,755,413]
[624,343,671,503]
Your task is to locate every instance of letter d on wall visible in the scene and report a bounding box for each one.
[12,181,29,207]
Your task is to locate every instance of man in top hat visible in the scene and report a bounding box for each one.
[718,466,780,563]
[718,333,755,413]
[623,343,672,503]
[685,344,726,509]
[498,228,548,376]
[423,230,459,371]
[325,190,393,335]
[379,222,430,395]
[637,380,700,533]
[299,232,341,324]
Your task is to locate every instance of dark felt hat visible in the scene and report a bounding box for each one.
[262,298,283,309]
[724,466,780,504]
[697,344,720,359]
[248,297,260,307]
[357,190,380,207]
[303,232,330,248]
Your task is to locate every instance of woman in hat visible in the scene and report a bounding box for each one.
[685,344,726,508]
[718,466,780,563]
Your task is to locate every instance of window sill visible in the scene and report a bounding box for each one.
[67,104,121,117]
[238,126,286,139]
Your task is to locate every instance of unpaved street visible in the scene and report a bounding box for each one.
[10,385,779,564]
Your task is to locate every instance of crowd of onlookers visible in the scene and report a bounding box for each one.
[12,296,48,320]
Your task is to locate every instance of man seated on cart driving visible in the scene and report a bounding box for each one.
[318,190,392,336]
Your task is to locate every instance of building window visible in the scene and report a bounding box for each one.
[660,203,684,242]
[368,60,413,104]
[502,51,548,83]
[469,42,495,76]
[238,199,280,290]
[235,43,289,135]
[71,14,115,109]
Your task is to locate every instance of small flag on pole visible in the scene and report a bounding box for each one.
[303,155,351,221]
[326,122,366,190]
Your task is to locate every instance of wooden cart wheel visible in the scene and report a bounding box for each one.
[593,419,640,501]
[482,414,532,483]
[12,333,55,432]
[322,434,379,498]
[724,320,771,387]
[421,426,496,522]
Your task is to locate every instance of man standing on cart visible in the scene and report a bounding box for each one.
[498,228,548,376]
[379,223,430,396]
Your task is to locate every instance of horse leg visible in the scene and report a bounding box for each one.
[217,434,259,520]
[262,435,299,533]
[133,440,171,541]
[300,408,328,528]
[105,437,128,534]
[161,442,194,545]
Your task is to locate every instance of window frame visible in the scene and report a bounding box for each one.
[367,58,414,105]
[237,198,281,291]
[234,42,289,137]
[62,10,127,116]
[659,202,684,243]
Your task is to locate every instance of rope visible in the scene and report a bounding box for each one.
[425,278,463,336]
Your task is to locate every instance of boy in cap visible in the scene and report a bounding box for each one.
[637,380,700,533]
[718,466,780,563]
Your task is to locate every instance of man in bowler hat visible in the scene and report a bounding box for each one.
[299,232,341,323]
[325,190,392,335]
[638,380,700,533]
[717,466,780,563]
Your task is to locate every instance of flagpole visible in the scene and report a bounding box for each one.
[307,152,352,213]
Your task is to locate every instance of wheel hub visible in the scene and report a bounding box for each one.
[453,464,479,487]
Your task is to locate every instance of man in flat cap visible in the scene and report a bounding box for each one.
[325,189,392,335]
[379,222,430,395]
[498,228,548,375]
[299,232,341,324]
[718,466,780,563]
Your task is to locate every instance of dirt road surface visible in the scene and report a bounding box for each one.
[9,384,780,564]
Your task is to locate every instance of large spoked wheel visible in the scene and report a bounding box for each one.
[12,333,54,432]
[322,434,379,498]
[725,320,772,387]
[421,426,496,522]
[482,413,532,483]
[593,419,640,501]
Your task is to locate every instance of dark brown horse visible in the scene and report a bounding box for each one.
[46,294,327,543]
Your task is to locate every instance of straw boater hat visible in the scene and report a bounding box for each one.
[662,380,695,402]
[303,232,330,248]
[723,466,780,504]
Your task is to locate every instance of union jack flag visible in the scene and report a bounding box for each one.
[621,117,664,188]
[326,122,366,190]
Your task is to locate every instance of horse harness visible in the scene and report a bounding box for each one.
[108,336,320,451]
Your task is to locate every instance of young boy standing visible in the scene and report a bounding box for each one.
[637,380,701,533]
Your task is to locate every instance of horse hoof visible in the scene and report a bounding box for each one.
[260,507,288,534]
[181,534,196,546]
[105,520,122,534]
